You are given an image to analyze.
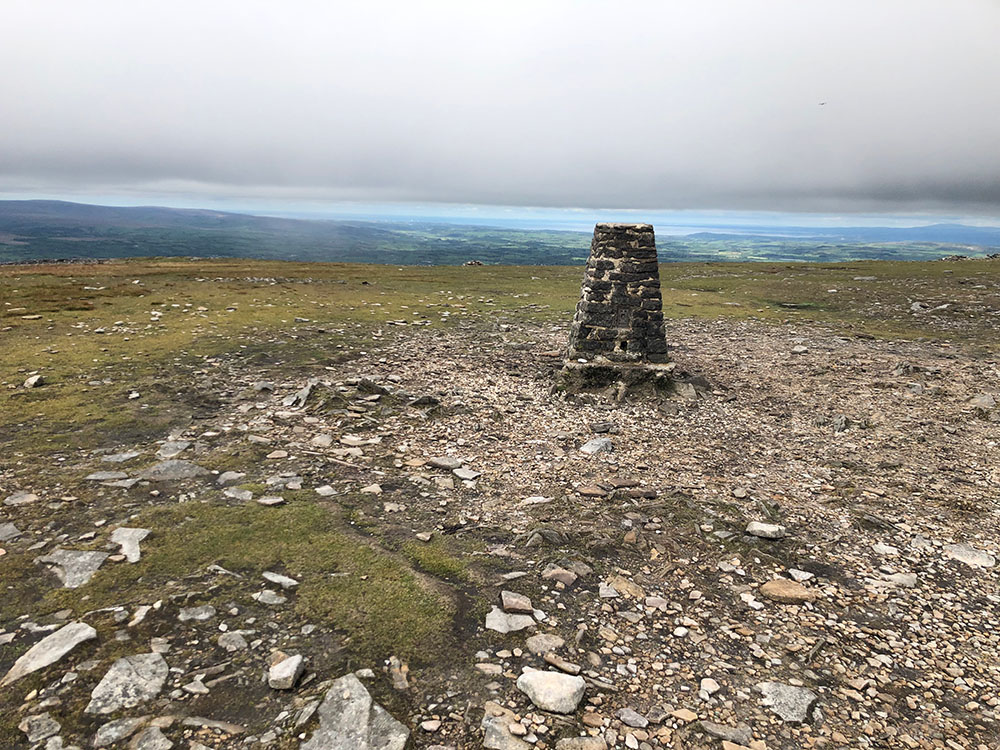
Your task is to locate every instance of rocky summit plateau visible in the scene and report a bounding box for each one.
[1,256,999,750]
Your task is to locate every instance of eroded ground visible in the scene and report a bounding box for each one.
[1,259,999,750]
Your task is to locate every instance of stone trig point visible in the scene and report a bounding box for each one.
[558,223,673,392]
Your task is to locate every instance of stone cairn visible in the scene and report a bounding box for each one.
[559,223,673,391]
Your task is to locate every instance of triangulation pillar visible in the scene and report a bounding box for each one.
[560,223,672,390]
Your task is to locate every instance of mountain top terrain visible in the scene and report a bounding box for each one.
[1,257,998,749]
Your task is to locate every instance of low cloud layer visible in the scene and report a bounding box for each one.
[2,1,999,214]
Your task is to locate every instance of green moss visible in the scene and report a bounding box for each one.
[45,501,455,664]
[0,551,62,621]
[402,537,470,582]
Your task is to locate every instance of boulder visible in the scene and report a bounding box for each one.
[745,522,786,539]
[269,653,305,690]
[943,543,995,568]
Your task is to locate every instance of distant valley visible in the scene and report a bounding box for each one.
[1,200,998,265]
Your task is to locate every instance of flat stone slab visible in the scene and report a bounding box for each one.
[5,490,39,506]
[85,471,129,481]
[1,621,97,687]
[516,670,586,713]
[253,590,287,605]
[757,681,818,723]
[178,605,216,622]
[0,522,21,542]
[759,578,816,604]
[428,456,463,470]
[500,590,533,614]
[700,720,753,746]
[746,522,787,539]
[37,548,109,588]
[555,739,608,750]
[301,673,409,750]
[93,716,150,748]
[217,471,246,486]
[130,726,173,750]
[19,712,60,744]
[101,450,142,463]
[86,652,169,714]
[110,527,150,563]
[263,571,300,589]
[482,701,531,750]
[485,606,535,634]
[943,543,995,568]
[137,460,210,481]
[156,440,191,459]
[525,633,565,655]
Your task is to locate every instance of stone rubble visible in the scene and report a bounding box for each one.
[3,293,1000,750]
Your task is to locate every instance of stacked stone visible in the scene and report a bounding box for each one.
[565,223,669,365]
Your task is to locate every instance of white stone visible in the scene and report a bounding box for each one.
[110,527,150,563]
[516,670,586,713]
[263,571,299,589]
[757,681,818,723]
[580,438,613,455]
[301,673,408,750]
[746,522,786,539]
[943,543,995,568]
[86,653,168,714]
[1,621,97,687]
[268,653,305,689]
[36,548,109,588]
[485,606,535,634]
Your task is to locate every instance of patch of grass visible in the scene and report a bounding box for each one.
[402,537,470,582]
[46,501,455,664]
[0,550,61,621]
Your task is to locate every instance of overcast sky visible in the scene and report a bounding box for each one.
[2,1,999,217]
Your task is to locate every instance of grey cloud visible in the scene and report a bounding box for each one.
[1,0,999,214]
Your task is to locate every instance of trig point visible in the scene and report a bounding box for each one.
[559,223,673,391]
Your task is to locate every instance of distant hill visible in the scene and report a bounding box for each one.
[1,199,998,265]
[0,200,592,265]
[686,222,1000,246]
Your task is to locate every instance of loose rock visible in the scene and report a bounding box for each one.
[110,527,151,563]
[1,621,97,687]
[300,673,409,750]
[268,653,305,689]
[485,606,535,634]
[745,522,786,539]
[756,681,819,724]
[36,548,109,588]
[137,460,209,481]
[758,578,816,604]
[86,653,169,714]
[515,670,586,713]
